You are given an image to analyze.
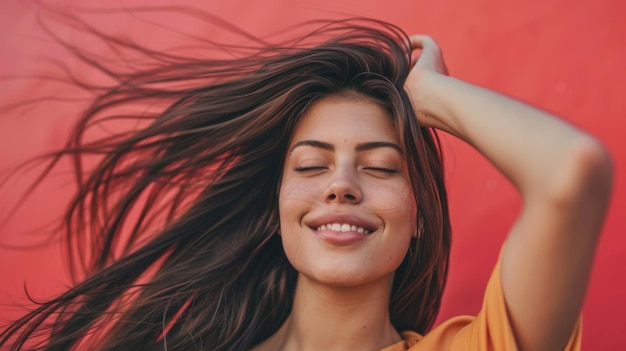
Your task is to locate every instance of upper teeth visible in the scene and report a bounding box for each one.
[316,223,370,234]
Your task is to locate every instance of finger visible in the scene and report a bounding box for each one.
[409,35,425,50]
[409,35,436,50]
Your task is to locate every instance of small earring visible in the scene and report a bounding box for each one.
[415,223,424,240]
[417,214,424,239]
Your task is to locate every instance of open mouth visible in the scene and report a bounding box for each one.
[315,223,371,234]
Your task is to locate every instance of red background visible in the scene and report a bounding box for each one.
[1,0,624,349]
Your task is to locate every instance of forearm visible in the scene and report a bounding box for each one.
[408,70,613,351]
[407,70,610,202]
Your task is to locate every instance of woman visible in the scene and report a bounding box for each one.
[0,14,612,351]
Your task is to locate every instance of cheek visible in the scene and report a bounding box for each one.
[373,181,418,222]
[278,179,318,224]
[277,185,312,273]
[376,187,417,274]
[277,179,318,255]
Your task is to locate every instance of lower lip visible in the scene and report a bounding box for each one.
[314,229,368,245]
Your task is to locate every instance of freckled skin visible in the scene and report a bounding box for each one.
[279,96,418,287]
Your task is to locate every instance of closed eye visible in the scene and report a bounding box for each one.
[295,166,328,172]
[363,167,399,174]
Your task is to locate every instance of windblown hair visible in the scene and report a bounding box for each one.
[1,9,451,351]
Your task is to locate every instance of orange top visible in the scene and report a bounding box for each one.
[381,256,582,351]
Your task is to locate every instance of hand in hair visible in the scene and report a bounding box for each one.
[405,35,613,351]
[405,35,449,129]
[408,35,449,77]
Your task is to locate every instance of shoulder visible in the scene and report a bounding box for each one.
[403,255,582,351]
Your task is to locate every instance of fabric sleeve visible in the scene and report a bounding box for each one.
[411,254,582,350]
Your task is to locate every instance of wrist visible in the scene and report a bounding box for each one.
[406,68,439,129]
[405,68,432,114]
[405,70,457,133]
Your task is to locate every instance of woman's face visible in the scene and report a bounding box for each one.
[279,95,417,287]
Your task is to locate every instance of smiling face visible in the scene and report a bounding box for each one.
[278,94,418,288]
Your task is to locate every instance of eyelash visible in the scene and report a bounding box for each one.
[294,166,398,174]
[294,166,326,172]
[364,167,399,174]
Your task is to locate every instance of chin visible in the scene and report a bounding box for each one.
[296,259,397,288]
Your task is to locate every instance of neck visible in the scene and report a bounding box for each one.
[256,274,402,351]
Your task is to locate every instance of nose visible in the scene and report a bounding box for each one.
[324,166,362,203]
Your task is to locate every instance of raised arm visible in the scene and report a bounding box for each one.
[405,36,613,351]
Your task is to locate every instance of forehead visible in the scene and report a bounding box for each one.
[290,95,399,144]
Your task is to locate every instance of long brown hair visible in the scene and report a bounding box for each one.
[1,8,450,351]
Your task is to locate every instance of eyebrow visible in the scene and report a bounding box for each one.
[289,139,403,155]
